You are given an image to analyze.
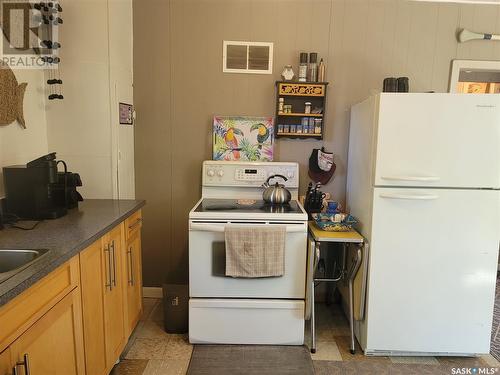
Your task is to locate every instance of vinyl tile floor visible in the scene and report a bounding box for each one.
[111,298,500,375]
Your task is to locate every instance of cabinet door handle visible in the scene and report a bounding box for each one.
[127,246,134,286]
[13,354,30,375]
[104,244,112,290]
[111,240,117,287]
[128,218,142,230]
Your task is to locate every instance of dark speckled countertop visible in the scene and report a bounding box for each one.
[0,199,145,307]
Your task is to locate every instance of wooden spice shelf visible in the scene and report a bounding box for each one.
[275,80,329,141]
[277,82,328,97]
[277,113,323,117]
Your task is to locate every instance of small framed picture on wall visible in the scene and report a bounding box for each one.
[119,102,134,125]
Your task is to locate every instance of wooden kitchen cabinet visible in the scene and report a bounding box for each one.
[102,225,126,370]
[80,224,126,375]
[124,210,143,336]
[79,240,107,375]
[0,348,11,375]
[9,288,85,375]
[0,208,144,375]
[124,232,143,335]
[0,257,80,354]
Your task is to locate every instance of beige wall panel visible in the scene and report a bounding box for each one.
[134,0,500,285]
[380,0,400,77]
[133,0,173,286]
[470,5,498,60]
[406,3,439,92]
[362,1,387,93]
[431,4,461,93]
[456,5,476,59]
[496,6,500,57]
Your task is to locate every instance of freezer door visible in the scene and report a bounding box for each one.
[366,188,499,354]
[374,94,500,188]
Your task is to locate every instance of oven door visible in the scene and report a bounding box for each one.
[189,220,307,299]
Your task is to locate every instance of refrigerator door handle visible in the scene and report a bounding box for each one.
[379,193,439,200]
[381,175,440,182]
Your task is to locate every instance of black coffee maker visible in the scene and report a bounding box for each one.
[3,153,83,220]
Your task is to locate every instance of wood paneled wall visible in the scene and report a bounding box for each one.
[134,0,500,286]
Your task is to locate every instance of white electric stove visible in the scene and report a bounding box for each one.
[188,161,308,345]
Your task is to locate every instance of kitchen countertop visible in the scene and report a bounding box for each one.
[0,199,145,308]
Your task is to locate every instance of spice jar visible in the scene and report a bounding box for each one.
[304,102,311,114]
[278,98,284,113]
[314,119,322,134]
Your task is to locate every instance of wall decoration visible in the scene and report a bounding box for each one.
[213,116,274,161]
[119,102,134,125]
[458,28,500,43]
[0,62,28,129]
[449,60,500,93]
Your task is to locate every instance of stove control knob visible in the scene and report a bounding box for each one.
[217,170,224,177]
[287,171,294,179]
[207,169,215,177]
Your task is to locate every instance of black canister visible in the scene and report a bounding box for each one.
[383,77,398,92]
[397,77,409,92]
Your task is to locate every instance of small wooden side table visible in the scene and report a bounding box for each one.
[308,221,364,354]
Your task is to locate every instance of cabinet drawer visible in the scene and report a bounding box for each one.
[0,256,80,353]
[125,210,142,240]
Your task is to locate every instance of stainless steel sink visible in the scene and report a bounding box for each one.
[0,249,50,283]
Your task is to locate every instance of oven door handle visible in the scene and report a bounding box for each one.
[189,223,306,233]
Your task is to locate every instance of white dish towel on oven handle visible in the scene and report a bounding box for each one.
[225,225,286,278]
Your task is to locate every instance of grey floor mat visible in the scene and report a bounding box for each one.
[491,275,500,361]
[187,345,314,375]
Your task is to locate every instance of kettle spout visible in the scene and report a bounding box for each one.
[261,182,269,189]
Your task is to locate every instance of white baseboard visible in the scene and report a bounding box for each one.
[142,287,163,299]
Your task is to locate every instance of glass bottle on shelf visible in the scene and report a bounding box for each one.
[298,53,308,82]
[308,53,318,82]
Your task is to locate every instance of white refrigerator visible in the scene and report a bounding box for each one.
[347,93,500,356]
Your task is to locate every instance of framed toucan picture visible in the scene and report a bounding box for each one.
[212,116,274,161]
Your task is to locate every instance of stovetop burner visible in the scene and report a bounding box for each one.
[194,199,303,214]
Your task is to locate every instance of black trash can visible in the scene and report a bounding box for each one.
[162,283,188,333]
